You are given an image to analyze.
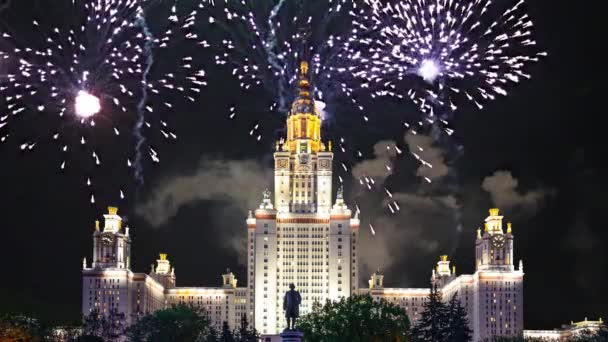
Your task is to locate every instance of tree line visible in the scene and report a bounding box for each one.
[2,288,606,341]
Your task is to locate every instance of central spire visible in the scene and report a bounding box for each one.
[290,61,316,117]
[284,60,324,154]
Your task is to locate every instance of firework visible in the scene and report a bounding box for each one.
[347,0,545,118]
[0,0,207,200]
[199,0,367,124]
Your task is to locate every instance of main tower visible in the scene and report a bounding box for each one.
[247,61,360,335]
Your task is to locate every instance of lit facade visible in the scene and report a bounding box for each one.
[82,207,247,330]
[82,207,166,325]
[245,61,359,335]
[82,63,537,341]
[363,209,525,342]
[524,318,605,341]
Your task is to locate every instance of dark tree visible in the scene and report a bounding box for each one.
[220,321,236,342]
[567,327,608,342]
[445,295,473,342]
[81,308,125,341]
[204,326,219,342]
[411,284,449,342]
[101,308,126,341]
[82,309,104,338]
[0,314,45,342]
[298,294,411,342]
[127,303,213,342]
[236,314,259,342]
[483,338,541,342]
[75,335,105,342]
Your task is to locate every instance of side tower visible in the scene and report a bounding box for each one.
[248,61,359,335]
[92,206,131,270]
[473,209,524,341]
[82,207,133,323]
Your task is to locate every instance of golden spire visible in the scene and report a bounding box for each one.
[489,208,500,216]
[95,220,100,231]
[285,60,323,153]
[108,206,118,215]
[159,253,168,261]
[484,222,489,232]
[440,255,448,262]
[300,61,309,76]
[507,222,512,234]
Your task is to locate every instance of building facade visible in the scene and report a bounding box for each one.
[82,207,247,330]
[524,318,605,341]
[246,61,359,335]
[83,62,527,341]
[361,208,524,341]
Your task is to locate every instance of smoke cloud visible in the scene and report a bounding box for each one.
[405,132,449,181]
[353,133,462,287]
[136,158,271,263]
[0,0,10,12]
[357,192,461,286]
[352,140,397,181]
[482,170,550,212]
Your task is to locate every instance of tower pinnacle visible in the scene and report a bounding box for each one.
[285,60,324,153]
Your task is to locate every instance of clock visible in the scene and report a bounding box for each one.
[102,234,114,246]
[276,159,288,169]
[298,154,310,164]
[491,234,506,249]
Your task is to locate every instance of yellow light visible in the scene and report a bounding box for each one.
[108,207,119,215]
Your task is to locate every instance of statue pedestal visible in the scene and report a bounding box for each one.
[280,329,304,342]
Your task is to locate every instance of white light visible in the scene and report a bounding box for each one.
[315,100,327,120]
[418,59,441,83]
[75,90,101,118]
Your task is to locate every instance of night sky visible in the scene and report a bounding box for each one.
[0,0,604,331]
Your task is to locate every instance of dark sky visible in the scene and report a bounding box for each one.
[0,0,604,331]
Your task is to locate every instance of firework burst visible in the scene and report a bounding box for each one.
[0,0,207,201]
[199,0,368,126]
[347,0,546,119]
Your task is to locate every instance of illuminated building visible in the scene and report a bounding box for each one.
[524,318,605,340]
[82,207,247,330]
[80,63,572,342]
[246,61,360,335]
[82,207,165,325]
[363,209,525,342]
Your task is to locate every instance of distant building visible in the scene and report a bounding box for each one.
[524,318,605,341]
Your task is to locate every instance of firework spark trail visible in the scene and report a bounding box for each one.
[201,0,365,117]
[134,10,154,186]
[265,0,288,111]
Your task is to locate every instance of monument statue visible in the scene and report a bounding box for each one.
[283,283,302,330]
[263,188,271,200]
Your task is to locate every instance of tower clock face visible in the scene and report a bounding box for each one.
[277,159,288,168]
[102,234,114,246]
[491,234,506,249]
